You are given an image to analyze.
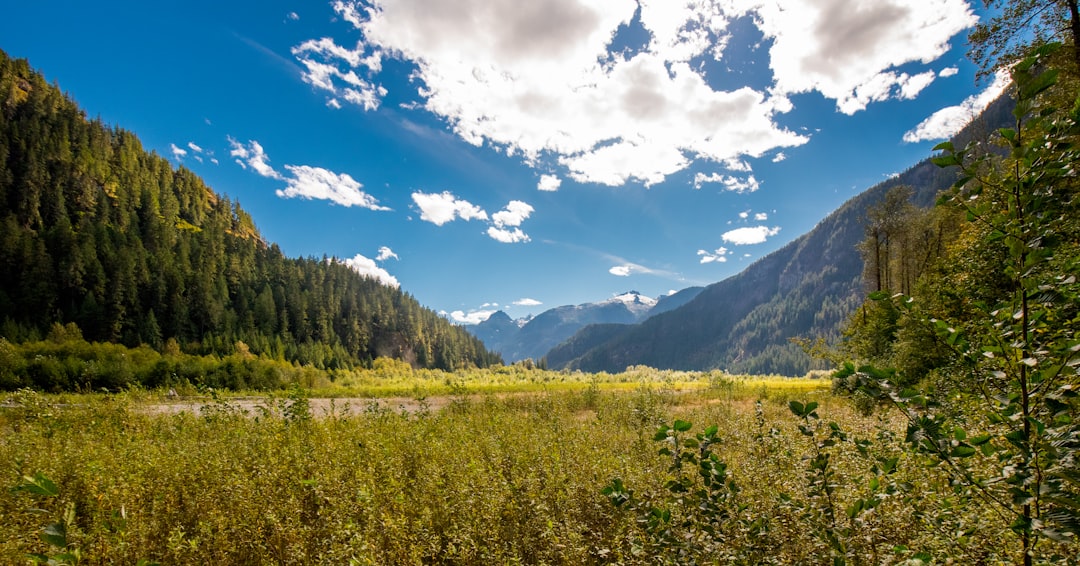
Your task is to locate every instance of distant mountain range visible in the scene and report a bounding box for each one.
[470,289,703,362]
[472,95,1012,375]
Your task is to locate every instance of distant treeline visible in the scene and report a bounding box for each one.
[0,50,501,378]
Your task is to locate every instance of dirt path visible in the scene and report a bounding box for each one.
[139,393,497,418]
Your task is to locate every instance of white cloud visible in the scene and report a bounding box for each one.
[492,200,533,228]
[754,212,768,221]
[537,174,562,192]
[739,211,749,219]
[450,309,496,324]
[229,137,388,209]
[749,0,977,114]
[903,69,1011,143]
[292,36,385,110]
[721,225,781,245]
[341,253,399,287]
[376,246,399,261]
[772,152,786,163]
[187,142,203,153]
[298,0,973,186]
[694,172,760,192]
[411,191,488,225]
[697,247,729,264]
[487,200,534,243]
[228,137,284,180]
[939,66,959,77]
[487,226,530,243]
[169,143,187,160]
[609,262,656,277]
[277,165,389,209]
[287,11,300,21]
[514,298,542,306]
[301,0,810,187]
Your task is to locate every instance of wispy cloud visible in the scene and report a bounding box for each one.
[697,247,729,264]
[169,143,187,160]
[376,246,399,261]
[229,137,389,210]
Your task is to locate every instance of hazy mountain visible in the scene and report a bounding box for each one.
[546,95,1013,375]
[470,290,674,362]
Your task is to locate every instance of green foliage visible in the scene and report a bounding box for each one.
[0,49,499,380]
[839,44,1080,565]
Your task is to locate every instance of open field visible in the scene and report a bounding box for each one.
[0,372,1070,564]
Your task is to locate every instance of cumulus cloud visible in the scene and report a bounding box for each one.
[939,66,959,77]
[772,152,786,163]
[722,226,781,245]
[537,174,562,192]
[411,193,534,243]
[514,298,542,306]
[411,191,488,225]
[751,0,977,114]
[698,247,729,264]
[492,200,534,228]
[754,212,768,221]
[487,226,530,243]
[376,246,399,261]
[169,143,187,160]
[341,253,399,287]
[903,69,1011,143]
[450,309,496,324]
[295,0,974,186]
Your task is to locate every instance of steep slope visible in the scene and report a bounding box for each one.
[0,50,500,370]
[548,96,1012,375]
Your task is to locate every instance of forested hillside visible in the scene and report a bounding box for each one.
[0,50,500,373]
[547,96,1012,375]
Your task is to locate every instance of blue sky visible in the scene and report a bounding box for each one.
[1,0,1006,323]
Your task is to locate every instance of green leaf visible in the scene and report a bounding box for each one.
[788,400,805,417]
[868,291,889,301]
[41,522,67,548]
[931,154,959,167]
[951,445,976,458]
[673,420,692,432]
[1020,69,1059,100]
[12,473,59,498]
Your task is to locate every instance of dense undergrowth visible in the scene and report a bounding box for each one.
[1,378,1072,565]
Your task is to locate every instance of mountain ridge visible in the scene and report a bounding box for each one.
[544,94,1013,375]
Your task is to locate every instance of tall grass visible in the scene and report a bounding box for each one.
[1,379,1055,564]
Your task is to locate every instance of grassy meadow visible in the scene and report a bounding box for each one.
[0,369,1069,565]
